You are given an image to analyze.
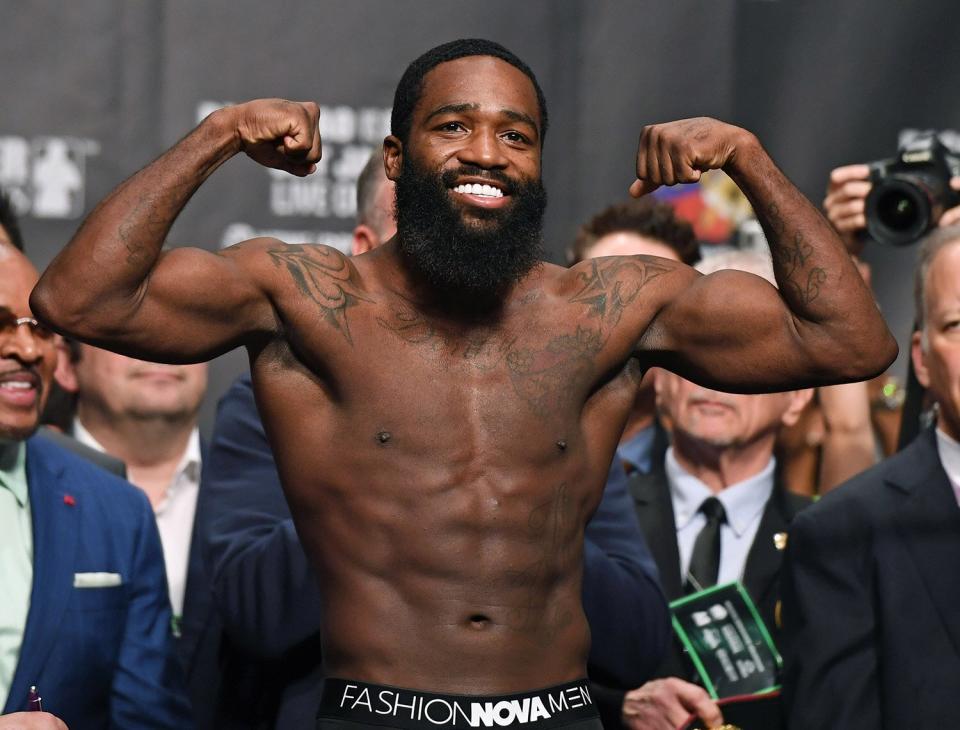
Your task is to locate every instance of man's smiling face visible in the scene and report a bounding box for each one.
[385,55,547,308]
[0,240,57,441]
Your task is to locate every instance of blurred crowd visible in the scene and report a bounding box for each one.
[1,136,958,730]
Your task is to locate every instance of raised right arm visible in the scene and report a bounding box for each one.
[30,99,322,363]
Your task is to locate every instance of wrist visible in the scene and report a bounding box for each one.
[724,128,762,177]
[203,106,243,156]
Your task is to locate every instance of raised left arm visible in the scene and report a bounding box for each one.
[631,118,897,392]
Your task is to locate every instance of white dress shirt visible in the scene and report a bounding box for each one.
[934,427,960,508]
[74,421,201,617]
[666,446,775,586]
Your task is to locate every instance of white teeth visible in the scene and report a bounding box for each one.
[0,381,32,390]
[453,183,503,198]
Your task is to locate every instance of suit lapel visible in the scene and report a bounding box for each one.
[5,439,78,713]
[887,429,960,657]
[742,483,791,609]
[629,469,683,600]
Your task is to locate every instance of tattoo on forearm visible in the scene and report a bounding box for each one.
[268,245,372,345]
[116,177,195,267]
[773,229,827,305]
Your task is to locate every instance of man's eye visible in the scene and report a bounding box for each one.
[502,131,528,143]
[440,122,464,132]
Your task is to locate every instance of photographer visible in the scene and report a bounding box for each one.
[779,147,960,496]
[824,163,960,251]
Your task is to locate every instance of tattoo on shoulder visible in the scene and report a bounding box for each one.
[569,257,675,332]
[267,244,372,345]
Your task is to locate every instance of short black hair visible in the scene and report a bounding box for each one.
[568,198,701,266]
[391,39,549,147]
[0,190,24,251]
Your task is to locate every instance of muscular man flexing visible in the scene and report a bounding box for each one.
[31,40,895,729]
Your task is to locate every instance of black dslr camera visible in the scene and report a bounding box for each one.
[865,129,960,246]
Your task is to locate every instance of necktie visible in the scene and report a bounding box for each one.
[685,496,727,594]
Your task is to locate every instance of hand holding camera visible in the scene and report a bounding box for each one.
[824,130,960,248]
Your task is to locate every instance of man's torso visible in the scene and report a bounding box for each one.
[245,243,681,692]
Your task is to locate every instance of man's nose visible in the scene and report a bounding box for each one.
[457,128,508,169]
[1,323,44,363]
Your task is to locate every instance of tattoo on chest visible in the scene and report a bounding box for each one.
[375,257,671,417]
[376,301,517,371]
[506,327,603,417]
[268,245,372,345]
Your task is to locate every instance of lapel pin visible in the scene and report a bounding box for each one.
[63,494,76,507]
[773,532,788,551]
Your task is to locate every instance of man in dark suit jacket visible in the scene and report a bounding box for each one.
[608,323,813,729]
[781,224,960,729]
[0,232,191,728]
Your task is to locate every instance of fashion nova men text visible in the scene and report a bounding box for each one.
[338,684,594,727]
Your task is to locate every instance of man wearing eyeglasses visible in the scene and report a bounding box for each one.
[0,196,192,728]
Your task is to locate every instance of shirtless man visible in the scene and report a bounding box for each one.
[32,39,895,729]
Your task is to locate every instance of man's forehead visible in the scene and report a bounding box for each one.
[927,242,960,307]
[417,56,541,127]
[0,246,39,307]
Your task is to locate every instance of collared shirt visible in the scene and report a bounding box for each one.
[0,440,31,709]
[74,421,201,617]
[666,447,775,586]
[616,424,656,475]
[934,427,960,508]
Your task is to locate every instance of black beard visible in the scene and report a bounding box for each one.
[394,156,546,314]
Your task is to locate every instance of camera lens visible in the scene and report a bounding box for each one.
[865,176,932,246]
[876,190,917,232]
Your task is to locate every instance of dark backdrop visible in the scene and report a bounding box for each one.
[3,0,957,431]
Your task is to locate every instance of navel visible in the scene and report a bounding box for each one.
[468,614,492,630]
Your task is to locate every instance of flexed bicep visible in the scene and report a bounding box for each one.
[639,268,833,393]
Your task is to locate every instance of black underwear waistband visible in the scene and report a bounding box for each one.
[318,677,599,729]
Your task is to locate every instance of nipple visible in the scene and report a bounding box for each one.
[376,431,392,445]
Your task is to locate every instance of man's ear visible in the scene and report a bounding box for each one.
[352,224,378,256]
[912,329,931,388]
[780,388,814,428]
[53,337,78,394]
[383,135,403,182]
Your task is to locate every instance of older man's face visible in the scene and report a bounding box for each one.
[656,370,810,451]
[913,242,960,442]
[0,241,58,441]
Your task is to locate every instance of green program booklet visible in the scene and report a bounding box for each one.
[669,581,781,699]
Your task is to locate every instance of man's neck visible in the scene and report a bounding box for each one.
[76,407,195,505]
[671,432,776,493]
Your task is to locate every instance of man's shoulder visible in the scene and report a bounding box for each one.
[37,426,126,477]
[793,433,935,534]
[28,434,151,517]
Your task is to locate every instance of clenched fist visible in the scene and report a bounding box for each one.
[229,99,322,177]
[630,117,755,197]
